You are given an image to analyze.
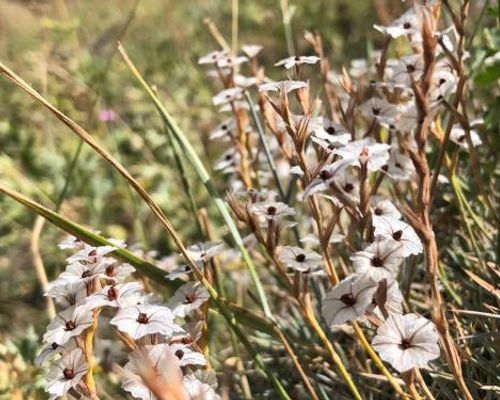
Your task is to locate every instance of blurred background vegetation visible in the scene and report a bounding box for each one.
[0,0,498,398]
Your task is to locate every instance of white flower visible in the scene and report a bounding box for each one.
[359,98,397,124]
[58,235,85,250]
[372,313,440,372]
[387,54,424,88]
[45,348,88,399]
[322,274,378,326]
[277,246,323,273]
[66,244,117,264]
[234,74,259,88]
[55,260,107,286]
[43,305,93,346]
[333,138,391,172]
[383,150,416,181]
[183,376,221,400]
[241,44,263,58]
[167,282,210,318]
[250,201,296,221]
[198,50,228,65]
[212,87,243,106]
[111,304,182,340]
[84,282,143,309]
[213,148,239,173]
[370,198,402,221]
[373,8,420,39]
[373,217,423,256]
[186,241,225,264]
[45,280,88,309]
[258,80,308,93]
[167,241,226,280]
[216,55,249,69]
[312,118,351,146]
[274,55,320,69]
[335,168,360,203]
[209,118,236,141]
[122,344,187,400]
[302,159,349,198]
[430,68,457,103]
[350,238,404,281]
[166,264,197,281]
[449,124,482,149]
[35,342,68,366]
[96,261,136,282]
[170,343,207,367]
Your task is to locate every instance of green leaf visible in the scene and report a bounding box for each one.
[475,64,500,87]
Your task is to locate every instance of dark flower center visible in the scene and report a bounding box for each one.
[359,146,370,158]
[400,339,412,350]
[371,256,384,267]
[105,264,116,277]
[65,320,76,331]
[63,368,75,379]
[320,169,333,180]
[107,287,118,301]
[344,183,354,193]
[326,126,336,135]
[407,64,416,73]
[136,313,149,324]
[295,253,306,262]
[175,349,185,359]
[392,230,403,241]
[267,206,277,215]
[185,294,196,304]
[340,293,356,306]
[374,207,383,216]
[81,270,93,278]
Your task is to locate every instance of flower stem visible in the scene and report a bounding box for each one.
[302,295,363,400]
[83,309,100,399]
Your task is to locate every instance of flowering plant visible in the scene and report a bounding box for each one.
[0,0,497,399]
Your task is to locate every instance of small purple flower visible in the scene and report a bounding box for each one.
[99,108,117,122]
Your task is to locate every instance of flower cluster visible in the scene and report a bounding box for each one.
[38,236,218,399]
[195,0,474,379]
